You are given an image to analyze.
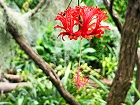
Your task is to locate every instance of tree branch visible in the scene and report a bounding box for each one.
[0,82,32,93]
[4,73,23,82]
[110,0,114,13]
[88,78,112,87]
[0,1,80,105]
[26,0,46,18]
[103,0,123,33]
[0,0,9,11]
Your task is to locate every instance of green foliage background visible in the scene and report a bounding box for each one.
[0,0,138,105]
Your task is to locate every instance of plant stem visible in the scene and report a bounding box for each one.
[66,0,73,9]
[78,38,82,70]
[78,0,80,6]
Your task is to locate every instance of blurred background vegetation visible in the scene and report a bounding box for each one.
[1,0,140,105]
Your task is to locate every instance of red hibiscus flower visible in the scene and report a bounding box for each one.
[54,6,109,40]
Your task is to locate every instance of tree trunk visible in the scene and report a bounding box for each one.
[107,0,140,105]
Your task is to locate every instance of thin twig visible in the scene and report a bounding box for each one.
[103,0,122,33]
[26,0,46,17]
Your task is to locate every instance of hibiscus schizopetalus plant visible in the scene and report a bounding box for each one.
[54,6,109,89]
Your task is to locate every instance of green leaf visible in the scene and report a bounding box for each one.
[81,0,95,6]
[131,84,140,98]
[83,55,98,61]
[17,97,24,105]
[0,102,11,105]
[135,99,140,105]
[61,62,71,87]
[82,48,96,54]
[36,46,45,55]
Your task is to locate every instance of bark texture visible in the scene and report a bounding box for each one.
[107,0,140,105]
